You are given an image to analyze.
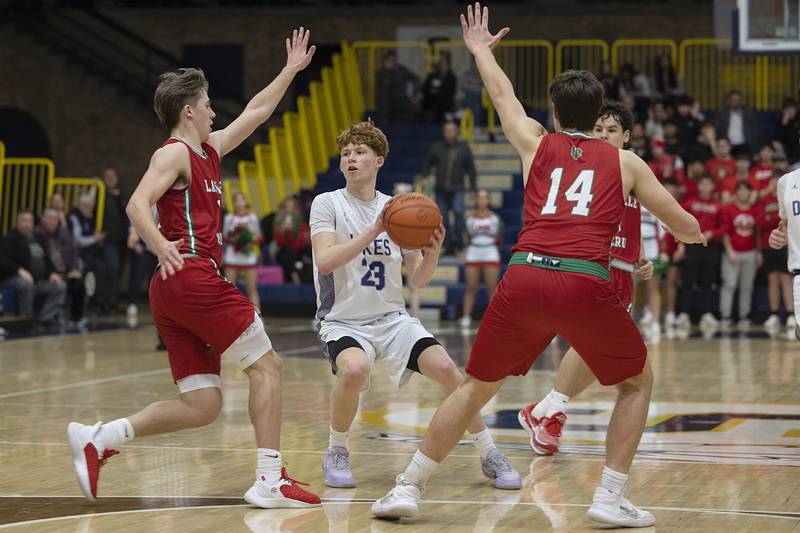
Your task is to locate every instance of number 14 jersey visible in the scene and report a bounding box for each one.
[310,188,407,325]
[514,131,624,266]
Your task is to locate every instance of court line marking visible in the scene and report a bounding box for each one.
[0,345,320,401]
[0,498,797,529]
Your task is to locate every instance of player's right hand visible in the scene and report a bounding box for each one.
[373,199,393,236]
[460,2,510,54]
[155,238,185,280]
[769,221,788,249]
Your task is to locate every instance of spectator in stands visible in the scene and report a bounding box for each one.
[423,121,477,254]
[622,93,645,125]
[223,192,262,308]
[677,174,724,328]
[705,137,737,181]
[758,173,795,333]
[100,167,128,313]
[49,192,69,229]
[681,156,704,200]
[421,53,457,124]
[273,196,311,285]
[645,100,668,140]
[719,152,752,205]
[38,208,86,330]
[69,193,107,313]
[683,121,716,164]
[714,90,759,155]
[259,210,277,265]
[663,121,682,156]
[720,181,758,330]
[459,57,483,126]
[672,95,703,151]
[654,53,682,99]
[618,63,652,115]
[629,122,648,159]
[597,60,619,100]
[375,50,419,125]
[0,210,66,329]
[774,149,791,174]
[647,138,684,182]
[749,144,775,197]
[125,224,156,330]
[774,98,800,163]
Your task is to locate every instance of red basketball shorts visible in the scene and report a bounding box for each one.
[149,259,255,383]
[610,266,634,311]
[466,265,646,386]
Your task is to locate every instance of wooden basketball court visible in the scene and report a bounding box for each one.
[1,319,799,531]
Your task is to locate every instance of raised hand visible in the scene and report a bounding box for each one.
[285,27,316,74]
[460,2,510,54]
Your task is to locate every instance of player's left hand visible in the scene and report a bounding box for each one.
[422,223,445,257]
[635,258,654,280]
[769,221,788,249]
[460,2,510,54]
[285,27,316,74]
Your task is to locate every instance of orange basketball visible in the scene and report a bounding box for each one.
[383,193,442,249]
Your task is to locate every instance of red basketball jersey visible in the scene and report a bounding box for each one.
[610,195,642,264]
[156,138,224,265]
[514,132,624,266]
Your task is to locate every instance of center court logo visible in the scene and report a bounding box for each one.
[362,401,800,466]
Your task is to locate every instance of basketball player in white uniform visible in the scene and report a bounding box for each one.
[768,167,800,339]
[310,121,521,490]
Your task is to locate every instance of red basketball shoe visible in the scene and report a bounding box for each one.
[67,422,119,500]
[517,402,567,456]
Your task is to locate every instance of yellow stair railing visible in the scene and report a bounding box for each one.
[47,177,106,232]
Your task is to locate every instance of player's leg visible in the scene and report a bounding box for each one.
[460,264,480,328]
[664,263,680,328]
[372,267,551,519]
[414,341,521,489]
[242,267,261,309]
[645,271,662,339]
[766,270,782,328]
[737,251,757,328]
[324,338,371,488]
[719,250,738,327]
[780,271,795,333]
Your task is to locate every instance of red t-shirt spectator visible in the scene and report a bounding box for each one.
[717,176,749,197]
[756,193,781,250]
[749,163,774,191]
[705,157,736,181]
[682,196,725,241]
[679,176,699,200]
[723,203,758,252]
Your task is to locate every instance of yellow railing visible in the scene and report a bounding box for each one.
[1,157,55,235]
[47,177,106,232]
[611,38,677,82]
[555,39,609,76]
[459,108,474,145]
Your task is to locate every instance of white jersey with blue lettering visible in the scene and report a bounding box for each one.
[777,169,800,271]
[310,188,407,325]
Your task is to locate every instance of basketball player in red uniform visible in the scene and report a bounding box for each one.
[517,100,655,456]
[372,5,703,527]
[67,28,321,508]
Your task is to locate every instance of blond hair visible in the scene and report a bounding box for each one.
[336,120,389,157]
[153,68,209,131]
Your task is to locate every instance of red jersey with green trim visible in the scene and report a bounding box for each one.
[514,131,624,266]
[156,138,224,265]
[610,194,642,264]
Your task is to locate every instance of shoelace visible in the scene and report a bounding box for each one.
[280,467,310,487]
[99,449,119,467]
[485,451,513,473]
[543,413,566,437]
[330,451,350,470]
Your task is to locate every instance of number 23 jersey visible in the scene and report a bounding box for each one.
[310,188,408,324]
[514,131,624,266]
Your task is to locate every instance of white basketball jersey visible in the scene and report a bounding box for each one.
[777,169,800,271]
[310,189,406,324]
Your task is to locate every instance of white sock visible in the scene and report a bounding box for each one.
[599,465,628,497]
[329,427,349,450]
[532,390,553,419]
[544,390,570,418]
[403,449,438,489]
[94,418,134,449]
[256,448,282,483]
[469,429,496,459]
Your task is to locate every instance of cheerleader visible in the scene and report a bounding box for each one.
[223,192,262,308]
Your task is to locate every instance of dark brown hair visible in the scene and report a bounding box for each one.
[597,100,634,134]
[336,120,390,157]
[153,68,209,131]
[549,70,605,132]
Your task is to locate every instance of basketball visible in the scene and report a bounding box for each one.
[383,192,442,249]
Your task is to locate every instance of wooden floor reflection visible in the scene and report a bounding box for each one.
[1,320,799,531]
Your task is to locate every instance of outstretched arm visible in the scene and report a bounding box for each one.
[209,28,316,157]
[460,3,545,159]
